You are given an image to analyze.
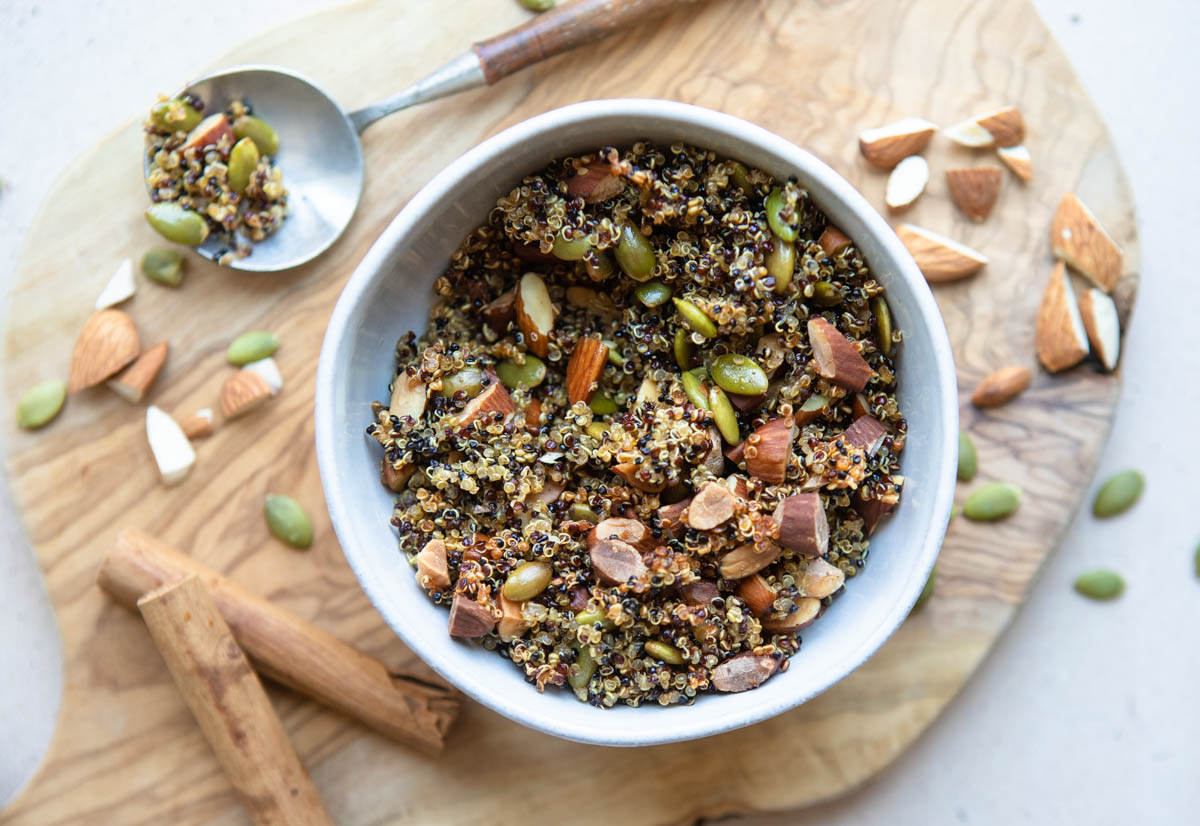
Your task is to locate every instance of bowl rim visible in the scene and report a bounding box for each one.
[315,98,958,746]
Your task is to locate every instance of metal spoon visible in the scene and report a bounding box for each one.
[145,0,694,272]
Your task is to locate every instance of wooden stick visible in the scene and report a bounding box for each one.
[98,527,459,756]
[138,576,334,826]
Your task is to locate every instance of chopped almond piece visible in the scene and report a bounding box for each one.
[523,397,543,434]
[857,118,937,169]
[589,538,648,585]
[381,459,415,492]
[946,167,1003,221]
[179,408,214,440]
[743,417,795,485]
[448,595,495,638]
[723,474,750,500]
[885,155,929,210]
[565,164,626,203]
[807,317,873,391]
[413,539,451,590]
[773,493,829,557]
[841,415,888,455]
[219,370,272,419]
[724,440,746,465]
[657,499,691,536]
[482,289,516,334]
[895,224,988,282]
[704,426,726,475]
[456,382,517,428]
[515,272,556,357]
[497,594,532,641]
[1078,288,1120,371]
[679,579,719,606]
[566,286,622,319]
[588,517,656,553]
[108,341,168,403]
[801,558,845,598]
[971,365,1032,408]
[611,462,665,493]
[565,336,609,404]
[851,392,871,420]
[1036,261,1090,372]
[182,113,233,152]
[711,651,780,692]
[942,118,995,148]
[817,225,852,255]
[389,371,427,422]
[976,106,1025,147]
[996,145,1033,182]
[687,481,737,530]
[635,375,660,406]
[737,574,777,617]
[761,597,822,633]
[727,391,765,414]
[854,491,897,536]
[1051,192,1124,292]
[718,542,782,579]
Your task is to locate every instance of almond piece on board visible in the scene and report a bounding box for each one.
[996,145,1034,182]
[219,370,273,419]
[718,542,782,580]
[1036,261,1090,372]
[743,417,796,485]
[808,317,873,391]
[976,106,1026,147]
[817,225,852,256]
[456,382,517,429]
[946,167,1003,221]
[761,597,822,634]
[146,404,195,486]
[515,272,556,357]
[895,224,988,282]
[68,309,141,393]
[414,539,451,591]
[179,408,214,440]
[711,652,780,692]
[687,481,737,531]
[588,517,656,553]
[565,164,626,204]
[971,365,1033,408]
[108,341,168,403]
[737,574,777,617]
[841,415,888,455]
[448,595,494,638]
[1078,288,1121,371]
[801,558,846,599]
[565,336,609,404]
[94,258,135,310]
[857,118,937,170]
[589,538,648,586]
[942,118,995,148]
[885,155,930,210]
[773,493,829,557]
[1051,192,1124,292]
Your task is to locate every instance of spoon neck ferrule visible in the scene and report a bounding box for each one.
[348,51,487,134]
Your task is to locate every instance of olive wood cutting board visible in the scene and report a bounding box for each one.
[0,0,1139,823]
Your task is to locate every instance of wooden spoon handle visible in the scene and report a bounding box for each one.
[472,0,697,84]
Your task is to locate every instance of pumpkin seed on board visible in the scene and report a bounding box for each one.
[264,494,313,549]
[16,379,67,429]
[227,330,279,365]
[1074,569,1124,600]
[957,430,978,481]
[962,482,1021,521]
[1091,470,1144,517]
[1193,542,1200,578]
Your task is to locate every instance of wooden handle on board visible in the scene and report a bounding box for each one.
[138,576,334,826]
[98,527,459,756]
[472,0,699,84]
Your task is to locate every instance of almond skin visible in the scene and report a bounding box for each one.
[219,370,273,419]
[182,113,233,152]
[718,541,782,580]
[67,309,141,393]
[807,317,873,391]
[515,272,555,358]
[711,652,780,692]
[896,224,989,282]
[946,167,1003,221]
[455,382,516,429]
[1036,261,1091,373]
[179,409,214,440]
[772,493,829,557]
[737,574,777,617]
[611,461,665,493]
[565,336,608,404]
[841,415,888,455]
[589,538,648,586]
[588,517,656,553]
[107,341,168,403]
[1051,192,1123,292]
[481,289,517,334]
[687,480,738,530]
[743,417,795,485]
[971,365,1032,408]
[857,118,937,170]
[761,597,822,633]
[976,106,1026,147]
[996,145,1033,182]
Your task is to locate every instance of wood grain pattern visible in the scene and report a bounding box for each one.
[0,0,1139,823]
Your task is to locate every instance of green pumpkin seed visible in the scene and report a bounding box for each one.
[872,295,893,357]
[440,367,485,398]
[228,137,260,196]
[765,235,795,293]
[574,608,611,627]
[708,385,740,444]
[16,379,66,429]
[226,330,279,366]
[502,561,553,601]
[615,220,656,281]
[710,354,768,396]
[1074,569,1124,600]
[644,640,684,665]
[673,298,717,338]
[140,248,185,286]
[811,281,844,307]
[583,249,615,280]
[1092,470,1144,517]
[681,369,709,411]
[150,98,202,133]
[585,421,609,439]
[635,280,672,308]
[673,328,695,370]
[569,503,600,522]
[568,645,597,689]
[957,430,978,481]
[232,115,280,156]
[519,0,556,9]
[912,566,936,612]
[766,187,799,242]
[727,161,754,194]
[589,391,617,415]
[603,341,625,366]
[496,355,546,389]
[145,203,209,246]
[552,232,591,261]
[264,494,313,549]
[962,482,1021,521]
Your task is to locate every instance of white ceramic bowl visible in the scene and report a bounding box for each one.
[315,99,957,747]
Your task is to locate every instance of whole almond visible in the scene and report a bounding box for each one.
[68,309,141,393]
[971,365,1032,408]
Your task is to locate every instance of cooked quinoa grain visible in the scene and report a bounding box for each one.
[143,95,288,262]
[369,143,905,707]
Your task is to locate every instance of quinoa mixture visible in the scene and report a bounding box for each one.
[143,95,287,263]
[368,142,905,707]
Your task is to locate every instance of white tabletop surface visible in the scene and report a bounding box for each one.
[1,1,1197,822]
